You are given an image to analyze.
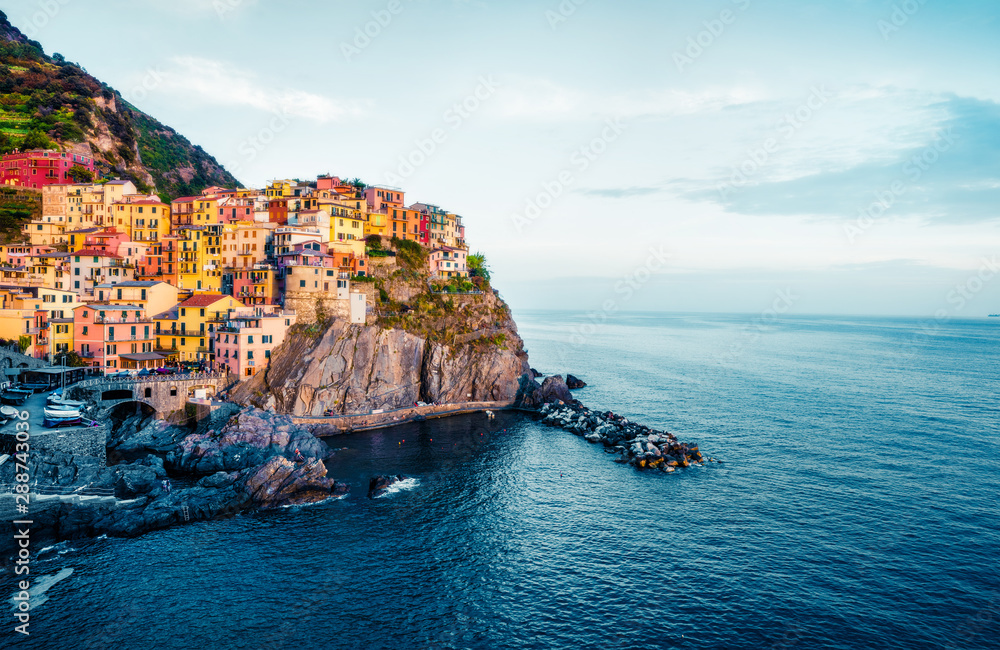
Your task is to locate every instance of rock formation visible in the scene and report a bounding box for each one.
[232,302,530,416]
[368,475,407,499]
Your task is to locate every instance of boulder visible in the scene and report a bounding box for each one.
[536,375,575,405]
[368,474,407,499]
[240,457,348,508]
[530,368,543,378]
[566,374,587,389]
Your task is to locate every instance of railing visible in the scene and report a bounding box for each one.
[71,372,228,389]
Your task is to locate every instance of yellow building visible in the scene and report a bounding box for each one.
[176,225,223,292]
[63,180,137,229]
[265,180,295,198]
[221,222,274,270]
[110,198,171,243]
[171,196,222,229]
[94,280,179,318]
[155,293,244,363]
[49,317,73,358]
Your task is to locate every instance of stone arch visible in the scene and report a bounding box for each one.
[101,389,133,401]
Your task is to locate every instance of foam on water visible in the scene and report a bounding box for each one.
[374,477,420,498]
[8,568,73,612]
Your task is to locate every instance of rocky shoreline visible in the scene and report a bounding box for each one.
[0,408,348,555]
[516,373,716,472]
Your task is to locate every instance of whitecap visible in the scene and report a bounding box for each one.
[8,568,73,612]
[374,477,420,498]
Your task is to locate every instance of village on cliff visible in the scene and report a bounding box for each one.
[0,148,474,378]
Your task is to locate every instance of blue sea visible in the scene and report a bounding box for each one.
[6,312,1000,649]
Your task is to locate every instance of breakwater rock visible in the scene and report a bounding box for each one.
[538,402,715,472]
[368,474,407,498]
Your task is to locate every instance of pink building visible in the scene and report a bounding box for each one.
[364,185,405,213]
[218,196,255,224]
[428,246,468,279]
[276,242,333,269]
[73,304,157,373]
[214,305,297,377]
[1,150,96,188]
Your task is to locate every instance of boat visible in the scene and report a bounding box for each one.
[989,314,999,318]
[1,388,32,405]
[43,406,81,420]
[47,394,85,408]
[0,404,19,423]
[43,415,82,428]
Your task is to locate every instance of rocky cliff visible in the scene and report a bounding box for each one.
[232,286,530,416]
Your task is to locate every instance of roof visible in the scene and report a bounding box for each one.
[95,281,166,289]
[74,249,121,259]
[73,304,141,311]
[171,196,203,203]
[119,353,168,362]
[179,294,240,308]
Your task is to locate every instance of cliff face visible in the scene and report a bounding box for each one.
[232,289,530,416]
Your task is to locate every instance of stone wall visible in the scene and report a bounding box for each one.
[282,291,351,325]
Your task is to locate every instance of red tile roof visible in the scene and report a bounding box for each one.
[74,249,121,258]
[179,294,243,308]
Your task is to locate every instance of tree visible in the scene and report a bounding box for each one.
[467,252,491,283]
[20,129,52,151]
[366,234,382,250]
[0,131,12,155]
[56,351,87,367]
[67,165,94,182]
[17,335,31,354]
[52,52,66,65]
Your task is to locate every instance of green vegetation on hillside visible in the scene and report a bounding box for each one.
[0,186,40,243]
[129,109,240,201]
[0,11,240,200]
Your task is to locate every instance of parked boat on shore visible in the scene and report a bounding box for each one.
[2,387,32,405]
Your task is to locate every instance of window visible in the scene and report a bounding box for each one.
[170,386,177,396]
[299,280,306,288]
[144,388,152,398]
[82,326,88,335]
[248,336,254,344]
[247,351,254,359]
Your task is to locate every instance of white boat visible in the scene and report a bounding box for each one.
[0,405,19,421]
[47,395,85,408]
[44,406,81,419]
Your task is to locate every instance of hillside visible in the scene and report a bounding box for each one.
[0,10,239,200]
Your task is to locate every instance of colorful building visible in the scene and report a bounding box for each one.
[1,150,95,188]
[214,305,297,377]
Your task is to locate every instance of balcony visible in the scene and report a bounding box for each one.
[95,316,154,324]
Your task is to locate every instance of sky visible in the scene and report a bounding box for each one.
[5,0,1000,316]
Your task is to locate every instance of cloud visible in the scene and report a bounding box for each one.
[673,92,1000,224]
[156,56,366,122]
[493,76,761,120]
[577,186,664,199]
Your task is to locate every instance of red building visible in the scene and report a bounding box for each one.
[1,149,96,189]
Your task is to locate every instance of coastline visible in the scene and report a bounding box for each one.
[295,400,516,435]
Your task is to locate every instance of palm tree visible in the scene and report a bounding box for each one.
[467,252,491,283]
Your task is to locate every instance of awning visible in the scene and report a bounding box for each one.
[3,369,21,376]
[119,353,168,362]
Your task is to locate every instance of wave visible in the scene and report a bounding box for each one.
[8,568,73,612]
[374,477,420,498]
